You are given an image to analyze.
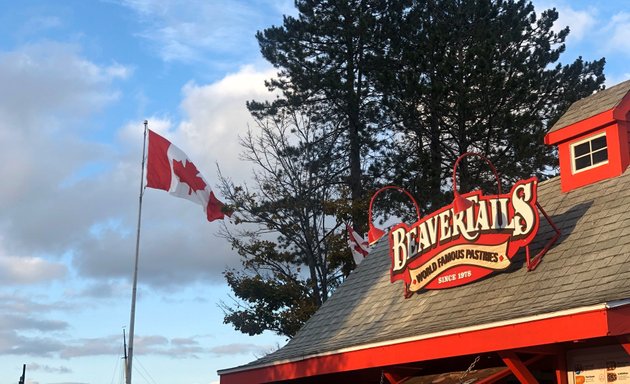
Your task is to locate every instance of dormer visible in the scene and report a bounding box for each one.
[545,80,630,193]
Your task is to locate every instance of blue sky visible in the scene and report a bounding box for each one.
[0,1,628,384]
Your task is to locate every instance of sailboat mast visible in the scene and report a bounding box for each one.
[123,328,128,383]
[127,120,148,384]
[18,364,25,384]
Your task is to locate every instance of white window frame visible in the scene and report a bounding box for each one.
[570,132,609,174]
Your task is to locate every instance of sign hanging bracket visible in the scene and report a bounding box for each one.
[525,201,561,271]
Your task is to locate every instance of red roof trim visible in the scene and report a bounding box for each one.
[613,91,630,121]
[220,305,630,384]
[545,109,615,145]
[608,303,630,335]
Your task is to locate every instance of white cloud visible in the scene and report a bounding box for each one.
[105,62,133,80]
[116,0,292,64]
[0,292,73,314]
[59,335,123,358]
[0,43,130,263]
[208,342,272,357]
[0,330,66,356]
[0,42,128,128]
[602,12,630,55]
[42,65,278,288]
[1,326,219,359]
[27,362,72,374]
[178,65,277,183]
[58,334,207,358]
[0,314,67,332]
[0,293,74,358]
[553,5,597,42]
[533,1,630,84]
[0,254,67,285]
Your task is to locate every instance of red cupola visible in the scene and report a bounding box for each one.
[545,80,630,192]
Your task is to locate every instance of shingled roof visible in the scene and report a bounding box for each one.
[548,79,630,133]
[225,169,630,372]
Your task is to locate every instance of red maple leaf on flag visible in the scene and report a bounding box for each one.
[172,159,207,194]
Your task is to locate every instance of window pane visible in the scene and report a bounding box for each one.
[575,155,592,170]
[592,148,608,164]
[591,135,607,151]
[574,142,590,157]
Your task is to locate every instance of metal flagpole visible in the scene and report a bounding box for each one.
[127,120,148,384]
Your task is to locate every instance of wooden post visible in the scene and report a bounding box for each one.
[499,351,539,384]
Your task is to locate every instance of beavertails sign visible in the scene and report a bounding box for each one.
[389,177,539,296]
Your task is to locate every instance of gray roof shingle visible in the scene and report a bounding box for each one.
[231,169,630,371]
[549,80,630,133]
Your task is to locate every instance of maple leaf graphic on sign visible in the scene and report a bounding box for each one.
[172,159,207,194]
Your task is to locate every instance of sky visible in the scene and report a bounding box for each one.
[0,1,628,384]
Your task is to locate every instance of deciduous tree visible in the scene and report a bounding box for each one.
[219,105,352,337]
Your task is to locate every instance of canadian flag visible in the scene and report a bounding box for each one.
[346,223,370,265]
[145,129,228,222]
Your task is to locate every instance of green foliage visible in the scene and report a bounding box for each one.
[251,0,392,232]
[374,0,605,210]
[222,245,319,337]
[221,233,352,337]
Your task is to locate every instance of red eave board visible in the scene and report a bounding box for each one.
[545,109,615,145]
[220,304,630,384]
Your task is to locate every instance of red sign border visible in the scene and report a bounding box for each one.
[388,177,540,296]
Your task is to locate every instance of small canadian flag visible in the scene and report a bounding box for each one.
[145,129,228,222]
[346,223,370,265]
